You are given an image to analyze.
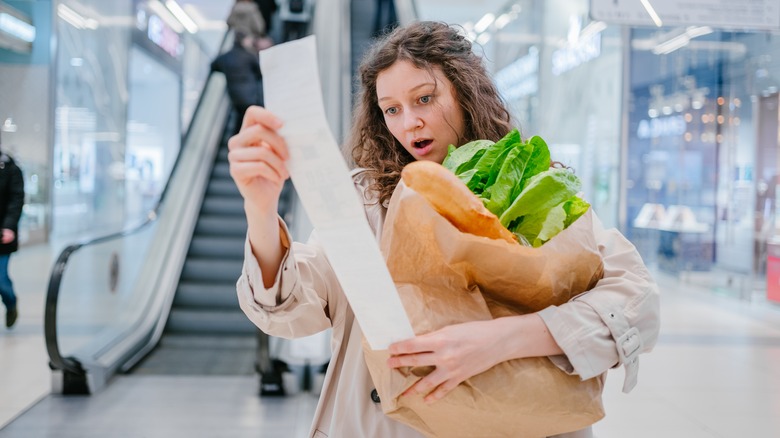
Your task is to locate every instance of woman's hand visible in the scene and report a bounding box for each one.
[228,106,291,287]
[228,106,290,213]
[387,315,563,403]
[387,319,509,403]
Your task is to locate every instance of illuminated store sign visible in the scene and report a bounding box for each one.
[495,47,539,100]
[134,2,183,60]
[636,115,686,139]
[147,14,182,58]
[552,16,603,76]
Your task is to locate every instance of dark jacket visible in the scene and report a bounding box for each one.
[254,0,277,32]
[0,152,24,254]
[210,41,263,111]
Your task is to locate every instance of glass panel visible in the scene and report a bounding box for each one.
[627,27,780,301]
[51,54,231,376]
[52,0,133,239]
[56,221,159,357]
[125,46,181,222]
[485,0,623,228]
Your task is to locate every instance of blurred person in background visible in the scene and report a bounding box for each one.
[0,131,24,329]
[253,0,278,36]
[278,0,314,41]
[211,32,264,136]
[227,0,267,41]
[372,0,397,38]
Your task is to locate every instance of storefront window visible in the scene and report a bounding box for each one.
[51,0,204,239]
[52,0,133,239]
[125,45,180,221]
[487,0,623,229]
[425,0,780,306]
[627,27,780,301]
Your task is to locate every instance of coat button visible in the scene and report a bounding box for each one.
[370,388,381,403]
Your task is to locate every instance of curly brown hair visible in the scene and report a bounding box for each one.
[348,21,514,206]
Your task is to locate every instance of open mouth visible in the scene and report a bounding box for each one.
[413,139,433,149]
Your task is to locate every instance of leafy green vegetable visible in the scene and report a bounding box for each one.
[455,129,519,195]
[442,140,493,175]
[498,168,581,227]
[482,142,533,215]
[442,129,590,246]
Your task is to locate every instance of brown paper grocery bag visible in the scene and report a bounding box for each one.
[363,181,606,438]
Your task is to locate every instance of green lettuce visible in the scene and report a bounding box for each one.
[442,130,590,246]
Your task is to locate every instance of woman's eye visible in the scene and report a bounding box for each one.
[385,107,398,115]
[419,95,432,104]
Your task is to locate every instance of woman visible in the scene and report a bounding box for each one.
[228,21,660,437]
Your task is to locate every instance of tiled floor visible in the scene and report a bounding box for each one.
[1,242,780,437]
[0,243,54,430]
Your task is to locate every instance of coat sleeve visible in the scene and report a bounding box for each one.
[537,212,661,393]
[3,164,24,231]
[236,218,340,339]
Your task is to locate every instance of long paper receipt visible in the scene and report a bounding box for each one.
[260,36,414,350]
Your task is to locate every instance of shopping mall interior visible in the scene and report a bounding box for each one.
[0,0,779,437]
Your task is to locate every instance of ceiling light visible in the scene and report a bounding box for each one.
[476,32,491,45]
[579,21,606,40]
[57,4,98,30]
[165,0,197,33]
[474,13,495,33]
[652,26,713,55]
[686,26,713,39]
[640,0,663,27]
[494,13,512,30]
[653,34,689,54]
[147,0,183,33]
[0,12,36,42]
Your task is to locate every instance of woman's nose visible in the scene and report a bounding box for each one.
[403,110,423,131]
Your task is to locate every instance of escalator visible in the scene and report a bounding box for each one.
[130,125,293,378]
[43,30,302,397]
[42,0,414,399]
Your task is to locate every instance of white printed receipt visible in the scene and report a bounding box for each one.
[260,36,415,350]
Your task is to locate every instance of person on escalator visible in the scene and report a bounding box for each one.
[278,0,313,41]
[253,0,278,36]
[228,21,660,437]
[210,31,264,136]
[227,0,267,42]
[0,132,24,329]
[372,0,398,38]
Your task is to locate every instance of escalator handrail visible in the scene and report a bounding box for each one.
[45,31,234,377]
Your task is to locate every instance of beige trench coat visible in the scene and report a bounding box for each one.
[237,170,660,438]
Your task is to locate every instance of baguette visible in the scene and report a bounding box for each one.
[401,160,517,244]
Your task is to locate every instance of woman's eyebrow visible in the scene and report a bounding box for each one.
[378,82,435,102]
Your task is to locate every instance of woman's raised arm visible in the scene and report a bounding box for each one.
[228,106,290,287]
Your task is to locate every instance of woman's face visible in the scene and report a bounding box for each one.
[376,60,465,164]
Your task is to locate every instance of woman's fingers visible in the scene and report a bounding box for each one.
[228,112,289,161]
[229,146,289,183]
[388,334,439,357]
[241,105,283,132]
[387,351,436,369]
[387,321,507,403]
[422,377,460,403]
[230,160,286,184]
[400,367,460,403]
[228,124,289,160]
